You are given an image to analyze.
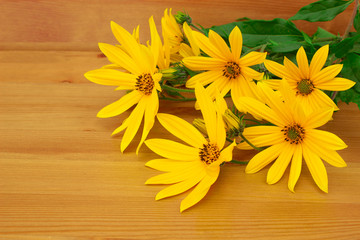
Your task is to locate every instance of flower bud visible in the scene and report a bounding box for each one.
[174,11,192,25]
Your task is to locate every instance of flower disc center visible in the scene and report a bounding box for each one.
[296,79,314,96]
[282,124,305,144]
[199,143,220,165]
[135,73,154,95]
[223,62,241,80]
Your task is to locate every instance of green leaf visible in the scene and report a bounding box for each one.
[289,0,354,22]
[331,34,360,58]
[267,40,303,53]
[340,52,360,91]
[312,27,337,39]
[207,18,303,48]
[354,7,360,32]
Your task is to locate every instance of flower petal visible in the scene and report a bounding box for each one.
[245,143,284,173]
[264,59,293,80]
[303,107,333,129]
[145,159,196,172]
[180,166,220,212]
[267,143,295,184]
[311,64,342,85]
[306,129,347,150]
[316,77,355,91]
[84,69,136,88]
[145,138,199,160]
[183,22,200,56]
[302,143,328,193]
[157,113,207,148]
[241,66,264,80]
[296,46,310,79]
[311,89,339,111]
[97,90,142,118]
[229,26,242,60]
[212,140,236,166]
[239,51,266,67]
[288,145,302,192]
[309,45,329,77]
[185,70,224,88]
[238,131,284,150]
[182,56,226,71]
[208,30,233,60]
[283,57,302,81]
[192,31,227,60]
[120,98,146,152]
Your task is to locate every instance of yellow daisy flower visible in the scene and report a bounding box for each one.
[264,45,355,114]
[145,84,236,212]
[182,26,267,102]
[162,8,183,55]
[234,81,348,193]
[84,22,161,153]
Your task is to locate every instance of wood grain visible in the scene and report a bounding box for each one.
[1,1,360,239]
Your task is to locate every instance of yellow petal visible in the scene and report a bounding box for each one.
[233,97,286,127]
[303,107,333,129]
[192,31,226,60]
[136,92,159,154]
[208,30,233,60]
[229,26,242,60]
[283,57,302,81]
[180,166,220,212]
[242,126,281,137]
[264,60,293,80]
[238,131,284,150]
[146,161,205,185]
[98,43,141,75]
[302,144,328,193]
[195,83,218,144]
[316,77,355,91]
[296,46,310,79]
[145,159,195,172]
[216,140,236,164]
[239,51,266,67]
[97,90,142,118]
[260,79,282,90]
[145,139,199,160]
[306,129,347,150]
[288,145,302,192]
[183,22,200,56]
[241,66,264,80]
[84,69,136,88]
[309,45,329,77]
[267,143,294,184]
[231,76,260,103]
[157,113,207,148]
[182,56,226,71]
[214,95,227,150]
[120,98,146,152]
[311,89,339,111]
[179,43,195,58]
[311,64,343,85]
[245,143,284,173]
[185,70,223,88]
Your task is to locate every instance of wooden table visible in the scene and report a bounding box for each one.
[1,1,360,239]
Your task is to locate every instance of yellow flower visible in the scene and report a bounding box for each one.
[264,45,355,114]
[162,8,183,55]
[234,81,348,193]
[179,22,200,58]
[183,26,267,102]
[84,22,161,153]
[145,84,236,212]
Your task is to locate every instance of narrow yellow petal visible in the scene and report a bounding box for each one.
[195,83,218,144]
[296,46,310,79]
[309,45,329,77]
[84,69,136,88]
[183,22,200,56]
[233,97,286,127]
[149,16,161,66]
[245,143,284,173]
[155,170,206,200]
[311,64,343,85]
[215,96,226,150]
[192,31,226,60]
[316,77,355,91]
[302,144,328,193]
[279,79,297,106]
[180,166,220,212]
[208,30,233,60]
[229,26,243,60]
[182,56,226,71]
[241,66,264,80]
[267,143,295,184]
[185,70,223,88]
[136,92,159,154]
[264,59,293,80]
[303,107,333,129]
[98,43,141,75]
[146,161,205,185]
[231,76,260,105]
[242,126,281,137]
[311,89,339,111]
[145,139,199,160]
[306,129,347,150]
[260,79,282,90]
[238,131,284,150]
[288,145,302,192]
[97,91,142,118]
[157,113,207,148]
[283,57,302,81]
[120,99,146,152]
[239,51,266,67]
[216,140,236,164]
[179,43,195,58]
[145,159,195,172]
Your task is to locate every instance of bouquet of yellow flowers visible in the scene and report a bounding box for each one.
[85,0,359,212]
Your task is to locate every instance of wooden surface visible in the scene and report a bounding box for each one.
[1,1,360,239]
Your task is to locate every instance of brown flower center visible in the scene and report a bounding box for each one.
[296,79,314,96]
[281,124,305,144]
[223,62,241,80]
[135,73,154,95]
[199,143,220,165]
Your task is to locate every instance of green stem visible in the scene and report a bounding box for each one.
[331,91,338,100]
[162,84,195,93]
[239,133,264,151]
[189,23,206,34]
[230,160,248,165]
